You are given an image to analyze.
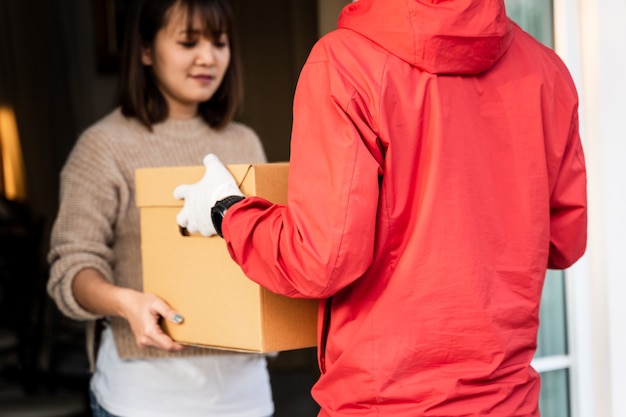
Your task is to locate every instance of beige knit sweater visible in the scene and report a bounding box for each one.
[47,109,267,368]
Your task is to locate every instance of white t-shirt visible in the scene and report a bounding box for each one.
[91,326,274,417]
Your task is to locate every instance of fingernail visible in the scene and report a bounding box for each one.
[173,313,184,324]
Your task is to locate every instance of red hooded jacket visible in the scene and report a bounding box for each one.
[224,0,587,415]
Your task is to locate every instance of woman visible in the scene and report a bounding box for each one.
[47,0,274,416]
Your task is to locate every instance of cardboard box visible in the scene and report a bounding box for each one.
[135,163,318,352]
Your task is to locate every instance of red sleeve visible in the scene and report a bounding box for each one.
[223,45,381,299]
[548,110,587,269]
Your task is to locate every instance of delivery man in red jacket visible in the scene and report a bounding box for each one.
[174,0,588,415]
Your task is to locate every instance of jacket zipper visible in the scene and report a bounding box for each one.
[319,297,332,374]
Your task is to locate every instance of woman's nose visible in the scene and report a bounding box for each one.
[196,41,215,66]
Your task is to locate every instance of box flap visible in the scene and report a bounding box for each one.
[248,163,290,205]
[136,164,253,208]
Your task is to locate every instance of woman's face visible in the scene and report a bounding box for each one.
[142,5,231,119]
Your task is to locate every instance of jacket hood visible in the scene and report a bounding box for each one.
[337,0,513,74]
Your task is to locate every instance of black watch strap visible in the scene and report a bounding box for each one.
[211,195,246,238]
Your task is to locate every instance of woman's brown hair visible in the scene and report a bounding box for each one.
[118,0,242,130]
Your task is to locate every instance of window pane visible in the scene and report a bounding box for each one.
[504,0,554,47]
[536,270,568,357]
[539,369,570,417]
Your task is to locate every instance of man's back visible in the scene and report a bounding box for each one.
[225,1,587,415]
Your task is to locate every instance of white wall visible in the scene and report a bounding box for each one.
[557,0,626,416]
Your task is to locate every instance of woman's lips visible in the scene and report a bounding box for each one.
[191,74,214,83]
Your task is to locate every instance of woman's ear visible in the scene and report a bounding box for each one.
[141,47,153,66]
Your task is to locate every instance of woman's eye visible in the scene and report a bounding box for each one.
[179,41,197,48]
[214,34,229,49]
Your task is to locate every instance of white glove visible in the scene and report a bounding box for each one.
[173,154,244,236]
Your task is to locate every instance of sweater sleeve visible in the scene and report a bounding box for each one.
[47,129,123,321]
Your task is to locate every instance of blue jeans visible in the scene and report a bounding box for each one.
[89,390,120,417]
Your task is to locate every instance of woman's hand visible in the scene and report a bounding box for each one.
[118,289,186,351]
[72,268,185,351]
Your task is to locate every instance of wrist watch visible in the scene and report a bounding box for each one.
[211,195,246,238]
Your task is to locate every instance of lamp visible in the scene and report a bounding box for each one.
[0,106,26,201]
